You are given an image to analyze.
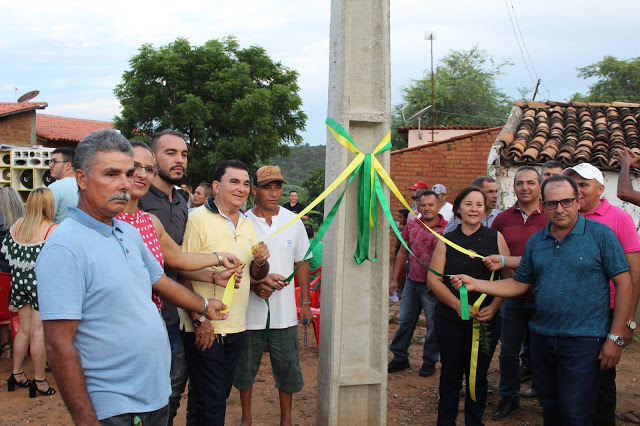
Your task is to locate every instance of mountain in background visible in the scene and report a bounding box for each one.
[268,144,326,186]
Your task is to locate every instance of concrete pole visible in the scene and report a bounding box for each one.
[317,0,391,424]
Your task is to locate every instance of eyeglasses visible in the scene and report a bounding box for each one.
[49,159,69,166]
[134,162,158,175]
[542,198,577,210]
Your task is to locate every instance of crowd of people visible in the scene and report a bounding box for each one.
[2,126,640,425]
[389,158,640,425]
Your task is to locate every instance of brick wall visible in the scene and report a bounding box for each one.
[389,127,502,255]
[0,112,35,146]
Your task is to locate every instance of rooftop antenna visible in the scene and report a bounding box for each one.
[17,90,40,103]
[408,105,432,139]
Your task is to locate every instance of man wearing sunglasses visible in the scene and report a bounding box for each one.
[562,163,640,426]
[451,174,633,425]
[48,147,79,224]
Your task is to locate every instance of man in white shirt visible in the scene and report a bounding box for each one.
[234,165,313,426]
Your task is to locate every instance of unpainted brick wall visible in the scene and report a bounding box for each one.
[388,127,502,256]
[0,112,35,146]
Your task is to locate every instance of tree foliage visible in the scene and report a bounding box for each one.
[113,36,307,184]
[301,167,326,227]
[267,144,326,185]
[570,56,640,103]
[392,46,513,149]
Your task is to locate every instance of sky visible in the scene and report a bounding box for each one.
[2,0,639,147]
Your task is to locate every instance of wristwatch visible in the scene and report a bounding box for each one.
[214,251,224,265]
[607,333,625,347]
[192,316,206,328]
[627,320,637,330]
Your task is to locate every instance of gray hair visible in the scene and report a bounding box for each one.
[75,129,133,175]
[0,187,25,229]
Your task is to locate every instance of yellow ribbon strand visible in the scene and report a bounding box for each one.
[372,157,484,260]
[468,293,488,401]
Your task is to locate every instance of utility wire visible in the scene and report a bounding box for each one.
[510,0,539,80]
[504,0,536,86]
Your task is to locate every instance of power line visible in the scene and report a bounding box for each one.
[504,0,536,86]
[510,0,539,80]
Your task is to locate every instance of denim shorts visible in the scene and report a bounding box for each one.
[233,326,303,393]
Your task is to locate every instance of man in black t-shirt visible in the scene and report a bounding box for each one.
[137,130,189,425]
[282,190,308,220]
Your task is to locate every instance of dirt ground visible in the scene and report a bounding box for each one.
[1,308,640,425]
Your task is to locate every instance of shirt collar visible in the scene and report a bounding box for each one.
[67,206,123,237]
[587,198,610,217]
[203,197,246,218]
[513,201,543,215]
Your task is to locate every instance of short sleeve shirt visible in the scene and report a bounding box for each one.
[401,215,447,283]
[582,199,640,308]
[282,202,306,215]
[246,207,311,329]
[48,176,79,224]
[35,207,169,420]
[513,215,629,338]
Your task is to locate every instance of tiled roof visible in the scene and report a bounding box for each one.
[0,102,47,117]
[497,100,640,170]
[36,114,114,143]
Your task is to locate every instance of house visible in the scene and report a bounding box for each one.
[0,101,113,200]
[0,102,114,147]
[389,127,503,255]
[396,125,494,148]
[488,100,640,224]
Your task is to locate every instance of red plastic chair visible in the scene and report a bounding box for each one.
[0,272,19,343]
[294,265,322,308]
[295,286,320,347]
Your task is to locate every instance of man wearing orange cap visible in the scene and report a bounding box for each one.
[234,166,313,426]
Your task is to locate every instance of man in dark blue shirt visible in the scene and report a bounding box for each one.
[451,175,633,425]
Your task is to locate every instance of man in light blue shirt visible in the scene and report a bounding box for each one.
[47,147,79,224]
[36,129,232,424]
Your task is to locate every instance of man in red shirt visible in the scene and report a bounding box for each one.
[388,190,447,377]
[490,166,548,420]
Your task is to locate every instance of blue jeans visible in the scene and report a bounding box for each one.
[435,313,501,425]
[389,278,439,368]
[167,321,181,369]
[530,332,602,425]
[498,298,536,401]
[181,331,245,426]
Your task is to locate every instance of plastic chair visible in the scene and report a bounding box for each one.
[0,272,18,345]
[294,265,322,308]
[295,286,320,347]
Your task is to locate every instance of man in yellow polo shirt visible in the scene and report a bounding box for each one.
[180,159,270,425]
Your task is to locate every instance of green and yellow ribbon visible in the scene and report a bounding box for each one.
[218,118,495,395]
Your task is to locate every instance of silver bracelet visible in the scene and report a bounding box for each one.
[200,297,209,316]
[214,251,223,265]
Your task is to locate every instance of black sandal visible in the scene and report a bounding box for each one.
[29,378,56,398]
[7,371,32,391]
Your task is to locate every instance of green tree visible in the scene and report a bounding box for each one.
[113,36,307,184]
[392,46,512,150]
[570,56,640,103]
[301,167,325,227]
